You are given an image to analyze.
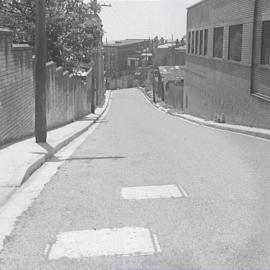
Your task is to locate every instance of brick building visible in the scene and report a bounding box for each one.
[104,39,149,78]
[185,0,270,128]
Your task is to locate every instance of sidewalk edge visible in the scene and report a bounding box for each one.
[138,87,270,141]
[20,90,112,185]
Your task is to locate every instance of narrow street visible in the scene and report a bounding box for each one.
[1,88,270,270]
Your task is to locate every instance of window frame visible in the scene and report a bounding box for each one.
[195,30,199,55]
[191,31,195,54]
[204,29,208,56]
[199,30,203,55]
[261,20,270,65]
[213,27,224,59]
[188,32,191,54]
[228,24,243,62]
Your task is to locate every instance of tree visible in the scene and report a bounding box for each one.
[160,37,165,45]
[180,35,186,46]
[0,0,103,71]
[175,38,180,48]
[153,35,159,50]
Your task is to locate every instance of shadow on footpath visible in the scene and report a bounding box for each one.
[47,156,126,163]
[78,119,108,124]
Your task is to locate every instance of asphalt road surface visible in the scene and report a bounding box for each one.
[1,88,270,270]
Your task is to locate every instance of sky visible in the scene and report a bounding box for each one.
[99,0,199,42]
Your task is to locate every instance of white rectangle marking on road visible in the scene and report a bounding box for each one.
[177,184,188,198]
[153,233,162,253]
[121,185,183,200]
[48,227,160,260]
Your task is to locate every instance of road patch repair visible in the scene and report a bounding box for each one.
[47,227,161,260]
[121,184,187,200]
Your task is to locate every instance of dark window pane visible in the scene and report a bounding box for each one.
[261,20,270,65]
[229,24,243,61]
[199,30,203,55]
[191,31,195,54]
[195,30,199,54]
[188,32,191,53]
[204,29,208,55]
[213,27,224,58]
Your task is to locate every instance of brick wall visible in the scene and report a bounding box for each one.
[0,29,35,145]
[0,28,101,146]
[154,48,169,66]
[185,0,270,129]
[108,75,134,90]
[45,62,93,130]
[154,47,186,66]
[164,82,184,111]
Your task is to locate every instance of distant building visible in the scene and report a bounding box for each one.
[140,52,153,67]
[185,0,270,128]
[154,44,186,66]
[104,39,150,78]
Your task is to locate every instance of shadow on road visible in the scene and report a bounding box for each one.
[31,142,54,155]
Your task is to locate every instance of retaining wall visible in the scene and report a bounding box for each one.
[0,29,35,145]
[0,28,98,146]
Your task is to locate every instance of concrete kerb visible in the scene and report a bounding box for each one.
[138,87,270,141]
[0,188,17,208]
[19,90,112,186]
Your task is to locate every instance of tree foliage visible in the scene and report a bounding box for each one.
[0,0,103,71]
[180,35,186,46]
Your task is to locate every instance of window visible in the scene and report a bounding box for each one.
[199,30,203,55]
[195,31,199,54]
[204,29,208,56]
[191,31,195,54]
[213,27,224,58]
[261,20,270,65]
[188,32,191,53]
[229,24,243,62]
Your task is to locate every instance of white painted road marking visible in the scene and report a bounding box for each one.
[48,227,161,260]
[152,233,162,253]
[0,92,113,252]
[177,184,188,198]
[121,185,184,200]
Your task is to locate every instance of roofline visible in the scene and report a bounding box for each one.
[104,39,148,48]
[187,0,209,10]
[0,28,13,34]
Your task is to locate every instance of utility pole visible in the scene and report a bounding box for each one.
[92,0,111,112]
[152,38,156,103]
[92,0,112,14]
[35,0,47,143]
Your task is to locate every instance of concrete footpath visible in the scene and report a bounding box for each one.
[0,91,112,208]
[139,87,270,141]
